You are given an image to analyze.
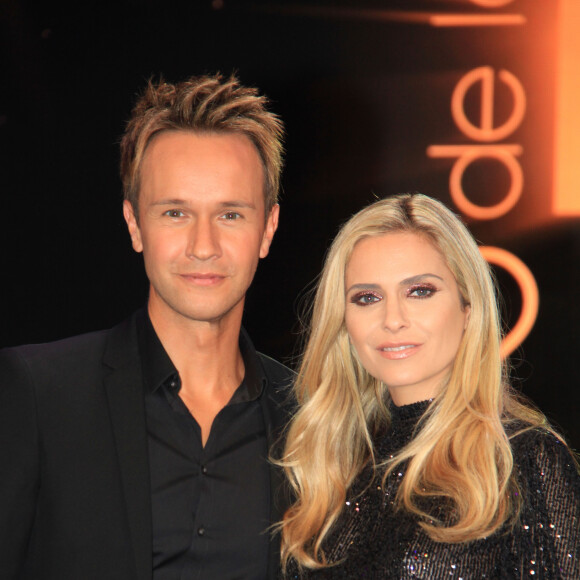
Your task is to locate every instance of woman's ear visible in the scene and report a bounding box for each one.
[463,304,471,330]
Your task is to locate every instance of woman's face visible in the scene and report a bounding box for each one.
[344,231,470,406]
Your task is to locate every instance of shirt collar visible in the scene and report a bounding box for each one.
[136,308,265,402]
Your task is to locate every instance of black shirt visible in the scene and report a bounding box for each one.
[137,313,271,580]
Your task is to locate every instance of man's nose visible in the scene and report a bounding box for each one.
[186,219,221,261]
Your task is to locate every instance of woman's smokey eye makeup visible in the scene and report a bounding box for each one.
[348,281,440,306]
[407,282,438,298]
[349,290,383,306]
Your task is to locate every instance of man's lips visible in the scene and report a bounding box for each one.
[376,343,421,360]
[179,273,226,286]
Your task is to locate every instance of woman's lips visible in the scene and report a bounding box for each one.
[376,343,421,360]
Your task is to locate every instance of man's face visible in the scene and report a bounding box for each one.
[123,131,278,328]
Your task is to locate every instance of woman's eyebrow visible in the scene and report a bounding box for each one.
[400,273,444,286]
[345,283,382,294]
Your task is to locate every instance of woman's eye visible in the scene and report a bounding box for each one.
[409,285,436,298]
[351,292,381,305]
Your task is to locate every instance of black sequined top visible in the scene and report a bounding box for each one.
[286,400,580,579]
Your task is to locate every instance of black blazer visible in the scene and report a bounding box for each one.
[0,312,294,580]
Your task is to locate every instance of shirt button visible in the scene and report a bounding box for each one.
[197,527,205,536]
[201,465,208,475]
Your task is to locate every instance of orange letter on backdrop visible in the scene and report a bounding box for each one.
[480,246,539,358]
[468,0,515,7]
[448,146,523,219]
[428,66,526,220]
[426,144,523,220]
[451,67,526,142]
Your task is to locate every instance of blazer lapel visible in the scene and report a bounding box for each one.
[260,380,294,580]
[103,314,153,580]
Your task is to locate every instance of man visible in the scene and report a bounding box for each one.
[0,74,294,579]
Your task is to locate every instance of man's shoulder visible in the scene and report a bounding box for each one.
[4,328,109,358]
[254,351,296,425]
[0,311,140,372]
[256,351,295,385]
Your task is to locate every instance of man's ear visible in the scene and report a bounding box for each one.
[259,203,280,259]
[123,200,143,253]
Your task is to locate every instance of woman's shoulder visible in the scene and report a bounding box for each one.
[508,422,571,449]
[506,424,580,577]
[507,424,579,490]
[508,423,575,459]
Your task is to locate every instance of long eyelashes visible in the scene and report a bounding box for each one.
[349,284,439,305]
[408,283,438,299]
[350,291,382,306]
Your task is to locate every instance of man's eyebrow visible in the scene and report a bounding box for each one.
[217,201,257,210]
[149,199,257,209]
[150,198,188,207]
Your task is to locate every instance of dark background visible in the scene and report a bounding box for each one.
[2,0,579,448]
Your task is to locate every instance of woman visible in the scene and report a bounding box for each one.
[280,193,580,578]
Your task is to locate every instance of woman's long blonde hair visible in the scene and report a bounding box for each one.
[280,193,551,570]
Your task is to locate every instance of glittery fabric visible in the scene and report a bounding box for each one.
[285,400,580,579]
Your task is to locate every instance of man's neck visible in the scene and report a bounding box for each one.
[148,301,244,388]
[148,301,246,446]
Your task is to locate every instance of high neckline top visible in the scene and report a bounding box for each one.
[285,399,580,579]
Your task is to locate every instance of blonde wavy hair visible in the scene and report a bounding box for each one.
[280,193,552,571]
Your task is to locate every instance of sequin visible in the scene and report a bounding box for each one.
[284,400,580,579]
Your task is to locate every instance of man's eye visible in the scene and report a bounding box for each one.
[164,210,185,218]
[222,211,241,220]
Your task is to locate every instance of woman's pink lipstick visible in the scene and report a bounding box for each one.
[376,343,421,360]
